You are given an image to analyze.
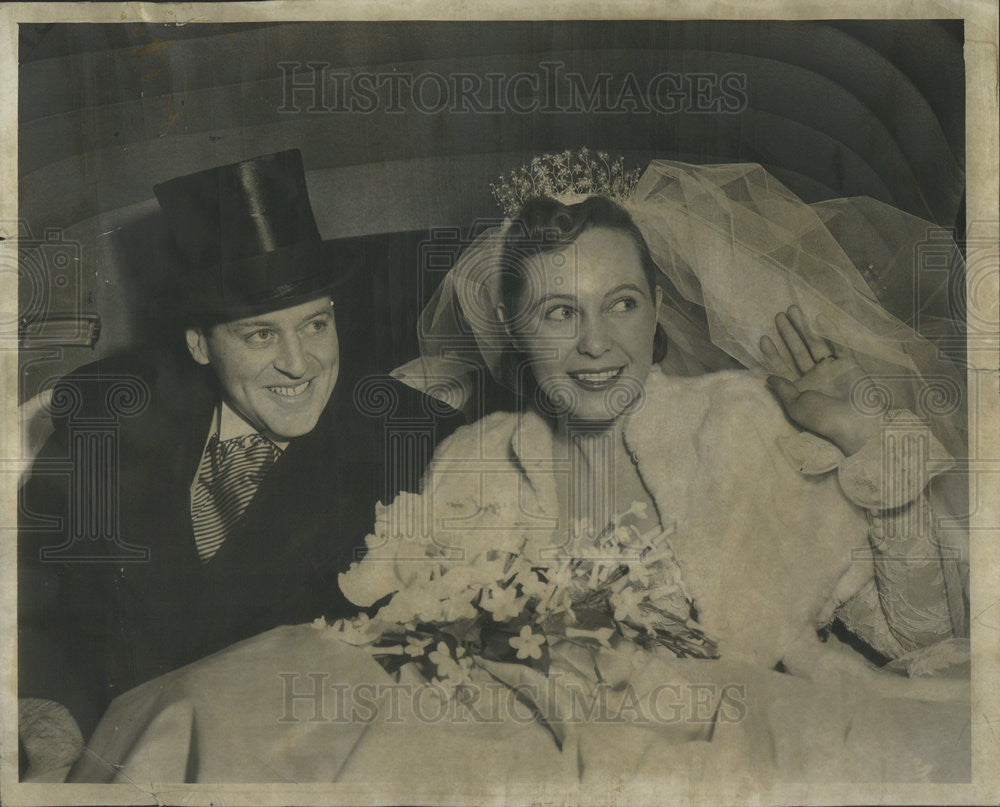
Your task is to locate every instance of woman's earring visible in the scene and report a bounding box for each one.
[652,324,668,364]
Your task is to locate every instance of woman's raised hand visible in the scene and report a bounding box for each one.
[760,305,881,456]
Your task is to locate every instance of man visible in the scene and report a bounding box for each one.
[18,150,461,775]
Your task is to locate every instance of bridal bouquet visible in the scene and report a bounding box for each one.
[326,494,717,701]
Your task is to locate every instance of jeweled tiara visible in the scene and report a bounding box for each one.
[490,148,641,218]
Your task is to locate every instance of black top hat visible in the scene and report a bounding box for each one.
[154,149,356,327]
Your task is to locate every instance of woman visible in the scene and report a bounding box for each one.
[352,190,960,671]
[73,157,970,789]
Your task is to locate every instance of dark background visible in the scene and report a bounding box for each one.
[17,20,966,401]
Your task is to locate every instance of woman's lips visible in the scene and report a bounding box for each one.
[567,366,624,389]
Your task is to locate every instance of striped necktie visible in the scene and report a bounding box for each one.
[191,433,281,563]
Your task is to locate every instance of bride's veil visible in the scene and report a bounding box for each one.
[393,157,968,469]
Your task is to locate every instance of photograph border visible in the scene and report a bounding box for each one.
[1,2,997,805]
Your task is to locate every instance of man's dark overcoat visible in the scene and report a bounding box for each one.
[18,348,461,738]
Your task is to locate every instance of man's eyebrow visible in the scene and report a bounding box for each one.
[298,308,334,325]
[230,318,278,330]
[230,308,332,331]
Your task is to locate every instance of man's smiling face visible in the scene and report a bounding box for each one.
[186,296,340,442]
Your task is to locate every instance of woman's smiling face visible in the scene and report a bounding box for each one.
[508,226,659,423]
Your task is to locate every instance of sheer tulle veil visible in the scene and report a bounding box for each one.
[393,154,968,470]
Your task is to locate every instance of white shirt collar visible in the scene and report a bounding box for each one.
[218,400,289,451]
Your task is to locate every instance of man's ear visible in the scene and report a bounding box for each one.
[185,328,210,366]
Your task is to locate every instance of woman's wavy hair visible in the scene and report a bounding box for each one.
[498,195,668,365]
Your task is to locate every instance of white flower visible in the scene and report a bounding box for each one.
[425,642,473,696]
[509,626,546,660]
[515,568,549,600]
[428,641,461,678]
[544,562,574,591]
[337,560,391,609]
[427,676,466,703]
[328,614,377,646]
[404,636,433,658]
[535,564,575,617]
[627,561,658,587]
[440,594,478,622]
[610,586,645,622]
[627,500,649,520]
[481,585,527,622]
[612,524,638,548]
